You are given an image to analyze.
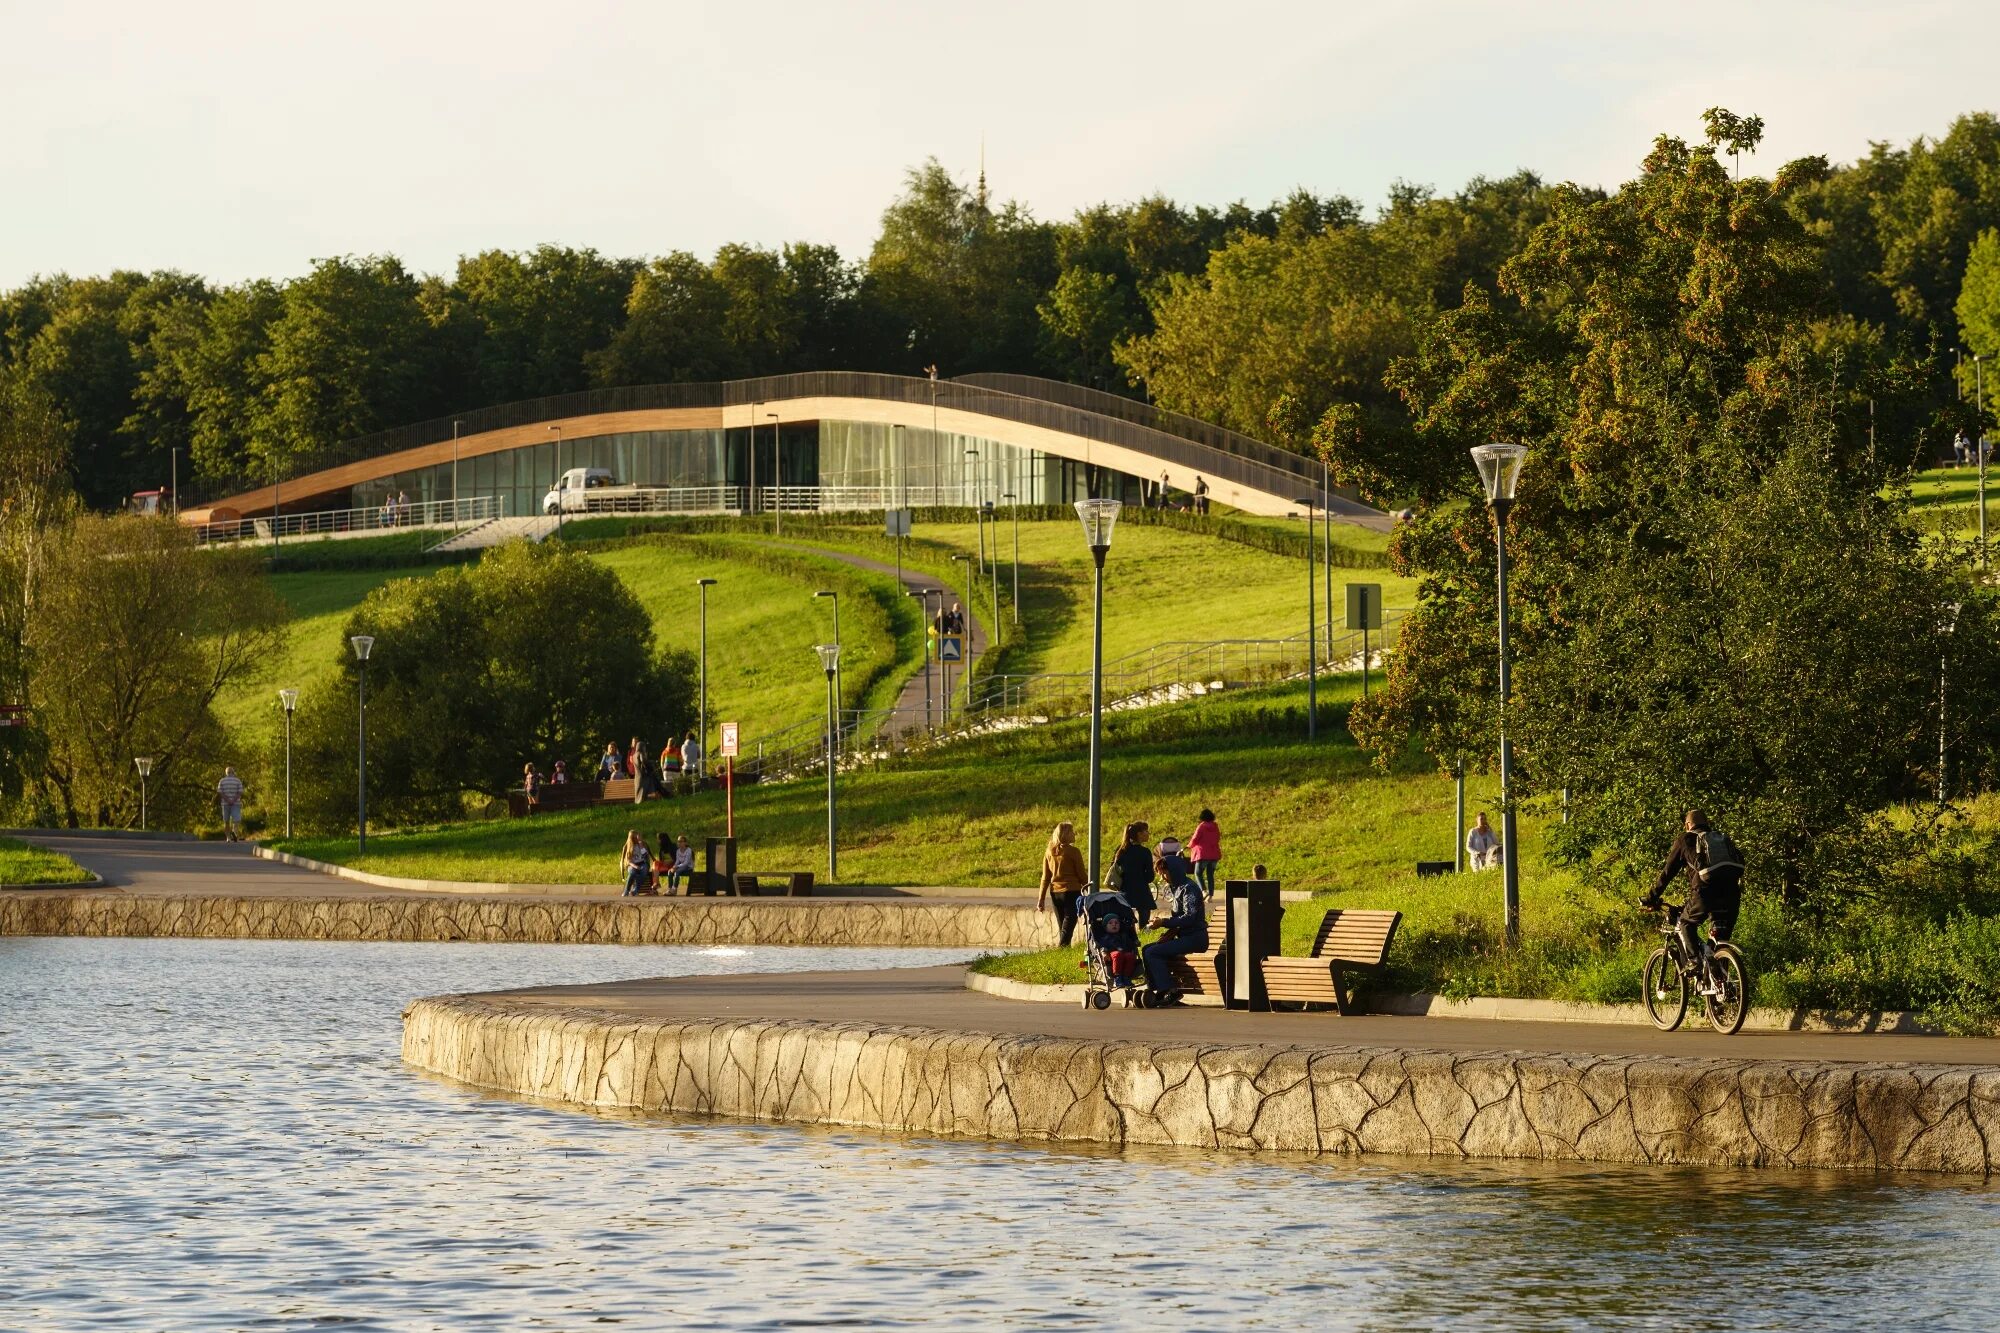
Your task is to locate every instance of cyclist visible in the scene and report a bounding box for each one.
[1640,809,1744,994]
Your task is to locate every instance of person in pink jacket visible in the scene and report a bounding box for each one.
[1186,808,1221,896]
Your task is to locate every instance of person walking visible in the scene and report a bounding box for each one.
[215,767,245,841]
[1038,821,1088,947]
[1467,812,1501,870]
[522,762,541,815]
[1113,821,1158,927]
[619,830,654,897]
[1186,808,1221,897]
[1193,475,1210,515]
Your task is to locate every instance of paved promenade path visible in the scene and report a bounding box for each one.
[26,835,417,898]
[491,964,2000,1067]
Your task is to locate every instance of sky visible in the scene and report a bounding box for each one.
[2,0,1996,289]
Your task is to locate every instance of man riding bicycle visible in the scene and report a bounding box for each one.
[1640,809,1744,995]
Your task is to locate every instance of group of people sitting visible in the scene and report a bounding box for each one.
[617,829,698,896]
[517,731,707,814]
[1038,810,1226,1005]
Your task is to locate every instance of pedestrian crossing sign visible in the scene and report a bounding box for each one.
[939,635,963,663]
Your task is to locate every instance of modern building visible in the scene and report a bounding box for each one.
[183,372,1386,528]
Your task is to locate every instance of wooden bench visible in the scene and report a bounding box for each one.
[1258,909,1402,1014]
[729,872,816,898]
[1163,900,1230,998]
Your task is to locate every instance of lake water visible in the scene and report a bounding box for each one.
[3,937,1997,1331]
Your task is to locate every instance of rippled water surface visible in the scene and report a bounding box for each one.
[4,937,1999,1331]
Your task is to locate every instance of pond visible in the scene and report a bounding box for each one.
[3,937,1996,1330]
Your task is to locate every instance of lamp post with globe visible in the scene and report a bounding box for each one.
[1469,443,1527,945]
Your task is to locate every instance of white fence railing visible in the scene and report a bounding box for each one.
[195,495,500,545]
[551,486,745,516]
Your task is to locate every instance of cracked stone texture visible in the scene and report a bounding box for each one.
[0,892,1047,950]
[402,997,2000,1175]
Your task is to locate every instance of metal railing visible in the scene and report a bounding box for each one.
[552,485,744,516]
[194,495,499,545]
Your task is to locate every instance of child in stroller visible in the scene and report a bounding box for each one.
[1078,887,1144,1010]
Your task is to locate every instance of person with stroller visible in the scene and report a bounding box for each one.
[619,830,654,897]
[1113,822,1158,927]
[1078,882,1144,1005]
[1144,861,1208,1005]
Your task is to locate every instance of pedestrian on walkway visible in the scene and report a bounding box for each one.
[1193,475,1210,515]
[522,762,541,815]
[1114,821,1158,927]
[1038,821,1088,947]
[216,767,245,841]
[1186,808,1221,897]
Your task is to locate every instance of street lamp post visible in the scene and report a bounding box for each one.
[908,587,936,733]
[1075,497,1122,891]
[748,400,761,519]
[696,579,716,766]
[816,643,842,881]
[1002,491,1020,624]
[1978,355,1988,569]
[814,590,841,753]
[1293,495,1319,740]
[452,419,462,531]
[1469,443,1528,945]
[981,500,999,633]
[547,425,564,532]
[1941,601,1962,803]
[1322,458,1333,642]
[950,553,972,721]
[134,756,153,832]
[278,688,299,838]
[768,412,782,534]
[350,635,375,852]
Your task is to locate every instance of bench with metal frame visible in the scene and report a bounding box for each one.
[1258,908,1402,1014]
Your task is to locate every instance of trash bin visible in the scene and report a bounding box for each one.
[1225,879,1283,1011]
[703,837,737,896]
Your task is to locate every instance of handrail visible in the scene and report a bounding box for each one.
[194,495,499,545]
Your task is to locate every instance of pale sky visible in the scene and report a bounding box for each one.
[2,0,1994,289]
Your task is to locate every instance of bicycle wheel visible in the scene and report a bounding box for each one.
[1706,948,1749,1035]
[1643,948,1687,1031]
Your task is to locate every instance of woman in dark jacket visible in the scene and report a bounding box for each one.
[1113,821,1158,926]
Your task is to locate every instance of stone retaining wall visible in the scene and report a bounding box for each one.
[404,994,2000,1175]
[0,892,1047,950]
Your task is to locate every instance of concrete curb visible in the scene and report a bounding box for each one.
[964,971,1940,1035]
[251,845,621,896]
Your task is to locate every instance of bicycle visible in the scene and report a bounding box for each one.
[1641,902,1750,1035]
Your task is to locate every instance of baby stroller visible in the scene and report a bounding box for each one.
[1079,887,1144,1010]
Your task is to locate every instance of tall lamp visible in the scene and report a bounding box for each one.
[1469,443,1527,945]
[1075,497,1122,889]
[815,642,842,880]
[351,635,374,852]
[696,579,717,768]
[134,756,153,833]
[1293,495,1320,740]
[278,688,299,838]
[814,590,841,754]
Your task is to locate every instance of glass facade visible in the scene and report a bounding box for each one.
[349,421,1143,515]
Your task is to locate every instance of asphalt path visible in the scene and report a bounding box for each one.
[492,964,2000,1067]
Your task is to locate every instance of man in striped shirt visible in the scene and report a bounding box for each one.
[216,768,245,841]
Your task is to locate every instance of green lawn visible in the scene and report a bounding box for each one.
[215,566,432,749]
[0,836,92,885]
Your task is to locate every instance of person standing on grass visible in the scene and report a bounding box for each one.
[522,763,541,815]
[1193,475,1209,515]
[1114,822,1158,927]
[619,831,653,897]
[662,737,683,791]
[681,729,703,794]
[1186,808,1221,897]
[1038,821,1088,947]
[1467,812,1501,870]
[215,767,245,841]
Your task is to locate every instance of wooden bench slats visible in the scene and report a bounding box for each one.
[1260,908,1401,1014]
[1164,902,1229,996]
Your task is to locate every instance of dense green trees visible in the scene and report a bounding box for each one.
[283,542,697,832]
[1349,115,2000,913]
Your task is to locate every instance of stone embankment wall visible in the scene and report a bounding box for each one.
[0,893,1047,950]
[404,995,2000,1175]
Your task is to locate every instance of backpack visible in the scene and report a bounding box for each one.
[1697,828,1744,880]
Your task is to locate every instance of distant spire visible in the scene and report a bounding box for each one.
[977,134,987,210]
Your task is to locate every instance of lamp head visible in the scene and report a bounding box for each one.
[814,590,836,600]
[278,687,299,713]
[1291,495,1315,509]
[134,756,153,777]
[350,634,375,662]
[696,577,717,588]
[1469,443,1528,505]
[814,642,842,673]
[1074,497,1122,551]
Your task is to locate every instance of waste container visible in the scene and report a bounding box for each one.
[1225,879,1283,1011]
